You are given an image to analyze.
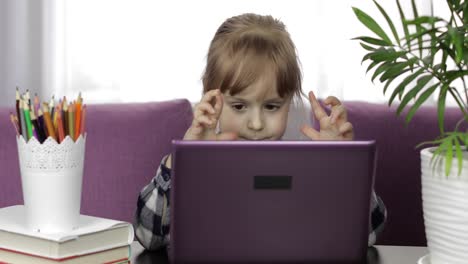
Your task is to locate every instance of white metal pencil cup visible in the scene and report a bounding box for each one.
[17,134,86,234]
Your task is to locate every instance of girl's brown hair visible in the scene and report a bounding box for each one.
[202,13,303,100]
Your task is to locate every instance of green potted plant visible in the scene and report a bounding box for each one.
[352,1,467,263]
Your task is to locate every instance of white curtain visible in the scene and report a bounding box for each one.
[0,0,64,107]
[1,0,453,107]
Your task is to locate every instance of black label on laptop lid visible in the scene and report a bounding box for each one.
[254,175,292,190]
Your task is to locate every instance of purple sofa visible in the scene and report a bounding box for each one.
[0,98,462,246]
[342,101,463,246]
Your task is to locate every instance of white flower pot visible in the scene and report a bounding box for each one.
[421,147,468,264]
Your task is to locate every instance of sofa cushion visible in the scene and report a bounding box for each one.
[340,101,464,246]
[0,99,193,224]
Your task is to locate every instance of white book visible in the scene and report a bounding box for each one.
[0,205,134,259]
[0,246,130,264]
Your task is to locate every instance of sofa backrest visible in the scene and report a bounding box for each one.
[0,99,192,224]
[343,101,464,246]
[2,97,460,246]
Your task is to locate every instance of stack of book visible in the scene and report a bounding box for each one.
[0,205,134,264]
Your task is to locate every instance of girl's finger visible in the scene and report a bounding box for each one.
[300,124,321,140]
[308,91,327,120]
[201,89,220,104]
[339,122,353,134]
[196,115,213,127]
[330,105,347,124]
[216,131,238,141]
[213,93,223,118]
[323,96,342,107]
[194,102,216,118]
[190,120,203,135]
[200,89,223,120]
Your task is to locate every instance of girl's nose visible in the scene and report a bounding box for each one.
[247,111,264,131]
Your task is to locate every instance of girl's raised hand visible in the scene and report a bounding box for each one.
[301,91,354,140]
[183,89,237,141]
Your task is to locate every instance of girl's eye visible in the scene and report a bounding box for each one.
[265,104,280,111]
[231,104,245,111]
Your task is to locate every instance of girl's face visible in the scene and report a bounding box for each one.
[218,75,292,140]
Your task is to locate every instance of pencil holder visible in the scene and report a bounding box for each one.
[16,134,86,234]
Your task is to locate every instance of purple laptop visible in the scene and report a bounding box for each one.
[170,140,376,264]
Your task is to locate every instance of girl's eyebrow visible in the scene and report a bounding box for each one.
[265,98,284,103]
[225,96,248,103]
[225,96,284,103]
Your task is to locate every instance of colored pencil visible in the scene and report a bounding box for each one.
[75,93,82,140]
[19,98,27,141]
[13,89,85,143]
[42,103,57,141]
[37,108,48,138]
[68,103,75,141]
[80,104,86,137]
[54,114,58,137]
[9,113,20,136]
[63,98,69,137]
[30,99,38,140]
[56,104,65,143]
[49,95,55,119]
[15,87,22,136]
[30,108,45,143]
[25,89,31,107]
[53,105,58,134]
[23,100,33,141]
[34,93,40,117]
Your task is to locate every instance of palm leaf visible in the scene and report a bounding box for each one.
[405,16,444,25]
[437,84,448,134]
[361,42,377,51]
[383,75,398,94]
[396,75,433,115]
[372,61,393,82]
[373,0,401,45]
[367,60,381,73]
[405,82,440,123]
[361,47,387,63]
[430,11,438,66]
[405,27,440,43]
[445,70,468,84]
[464,1,468,25]
[353,7,392,44]
[445,137,453,177]
[380,65,411,82]
[389,68,425,106]
[354,36,391,46]
[416,137,447,148]
[397,0,412,52]
[448,87,468,117]
[370,49,406,62]
[411,0,424,58]
[431,138,448,174]
[380,58,417,82]
[448,26,464,63]
[454,135,463,176]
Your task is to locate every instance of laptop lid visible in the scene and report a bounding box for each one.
[170,140,376,264]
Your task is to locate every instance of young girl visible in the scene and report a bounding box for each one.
[134,13,386,250]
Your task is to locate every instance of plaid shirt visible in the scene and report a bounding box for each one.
[134,155,387,250]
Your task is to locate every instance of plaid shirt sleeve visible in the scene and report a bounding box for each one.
[133,154,387,249]
[134,155,171,251]
[368,190,387,246]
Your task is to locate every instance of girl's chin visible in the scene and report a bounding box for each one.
[237,137,273,141]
